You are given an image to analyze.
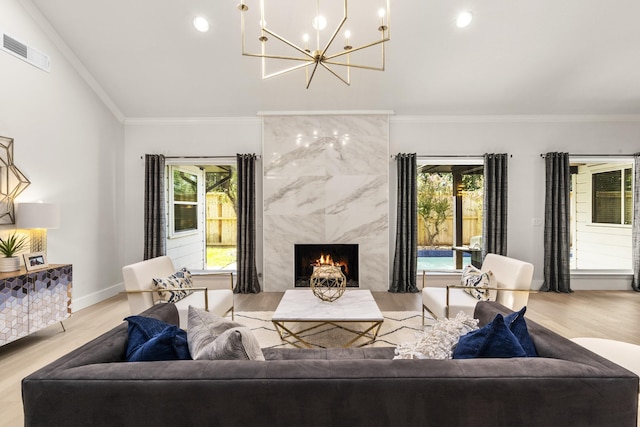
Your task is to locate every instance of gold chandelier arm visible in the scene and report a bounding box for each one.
[320,16,347,58]
[318,62,350,86]
[325,37,389,61]
[263,28,314,60]
[264,61,314,80]
[306,62,321,89]
[243,52,313,62]
[322,60,384,72]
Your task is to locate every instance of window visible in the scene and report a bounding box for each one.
[171,168,199,234]
[570,159,633,270]
[416,159,484,271]
[592,168,632,225]
[166,162,237,271]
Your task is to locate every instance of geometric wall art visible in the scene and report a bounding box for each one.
[0,136,30,224]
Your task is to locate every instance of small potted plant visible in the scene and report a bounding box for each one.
[0,231,28,272]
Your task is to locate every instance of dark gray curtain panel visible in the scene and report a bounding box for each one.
[390,153,418,293]
[235,153,261,294]
[144,154,166,260]
[482,153,508,259]
[540,152,572,293]
[632,154,640,291]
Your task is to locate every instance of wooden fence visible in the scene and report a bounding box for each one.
[417,215,482,247]
[206,193,236,246]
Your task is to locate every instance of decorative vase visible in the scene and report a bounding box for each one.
[0,256,20,272]
[310,265,347,302]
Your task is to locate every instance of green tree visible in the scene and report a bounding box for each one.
[206,167,237,214]
[417,173,452,247]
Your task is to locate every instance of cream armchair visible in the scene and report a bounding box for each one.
[422,253,534,324]
[122,256,234,329]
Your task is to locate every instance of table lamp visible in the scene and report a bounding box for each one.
[17,202,60,254]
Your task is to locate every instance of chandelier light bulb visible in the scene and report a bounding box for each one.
[313,15,327,31]
[303,33,310,43]
[456,11,473,28]
[345,30,351,39]
[378,8,386,18]
[193,16,210,32]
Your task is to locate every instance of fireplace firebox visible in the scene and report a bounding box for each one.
[294,244,359,287]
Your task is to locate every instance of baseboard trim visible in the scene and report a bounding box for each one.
[73,282,125,312]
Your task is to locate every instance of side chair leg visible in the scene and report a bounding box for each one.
[60,321,66,332]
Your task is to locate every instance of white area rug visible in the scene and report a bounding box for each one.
[235,311,434,349]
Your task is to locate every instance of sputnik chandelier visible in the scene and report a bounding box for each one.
[237,0,391,88]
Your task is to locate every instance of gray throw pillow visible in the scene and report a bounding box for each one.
[187,306,265,361]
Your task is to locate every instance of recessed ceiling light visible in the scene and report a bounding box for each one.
[456,11,473,28]
[193,16,210,32]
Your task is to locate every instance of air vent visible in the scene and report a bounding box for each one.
[1,31,50,72]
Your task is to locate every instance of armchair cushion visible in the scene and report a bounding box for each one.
[460,265,493,301]
[153,268,194,303]
[187,306,264,361]
[124,315,191,361]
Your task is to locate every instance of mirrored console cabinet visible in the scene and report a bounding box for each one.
[0,264,72,346]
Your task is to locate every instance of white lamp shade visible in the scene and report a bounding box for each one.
[17,203,60,229]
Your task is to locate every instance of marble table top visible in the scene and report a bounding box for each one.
[272,289,384,322]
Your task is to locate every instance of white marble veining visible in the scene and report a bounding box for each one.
[272,290,384,321]
[263,114,390,291]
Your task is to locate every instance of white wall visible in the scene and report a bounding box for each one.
[0,0,124,310]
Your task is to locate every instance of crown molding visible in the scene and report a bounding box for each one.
[257,110,395,116]
[19,0,125,123]
[391,114,640,124]
[124,117,261,126]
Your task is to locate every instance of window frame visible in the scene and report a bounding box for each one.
[168,165,201,238]
[569,156,634,272]
[591,167,632,226]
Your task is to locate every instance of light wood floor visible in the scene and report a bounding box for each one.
[2,290,639,426]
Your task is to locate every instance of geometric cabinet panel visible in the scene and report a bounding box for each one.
[0,264,72,346]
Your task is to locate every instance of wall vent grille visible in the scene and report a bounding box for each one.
[1,31,50,72]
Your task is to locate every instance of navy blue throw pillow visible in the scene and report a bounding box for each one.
[453,313,526,359]
[503,306,538,357]
[125,315,191,361]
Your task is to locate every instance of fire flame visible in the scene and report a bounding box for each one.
[312,253,349,275]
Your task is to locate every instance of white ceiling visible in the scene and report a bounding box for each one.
[27,0,640,119]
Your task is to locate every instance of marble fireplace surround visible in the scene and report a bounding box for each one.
[262,112,390,292]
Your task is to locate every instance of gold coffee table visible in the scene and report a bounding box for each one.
[272,289,384,348]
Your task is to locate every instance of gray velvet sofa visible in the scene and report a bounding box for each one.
[23,301,638,427]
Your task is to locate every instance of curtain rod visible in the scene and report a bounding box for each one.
[390,154,511,159]
[539,153,636,158]
[140,155,261,160]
